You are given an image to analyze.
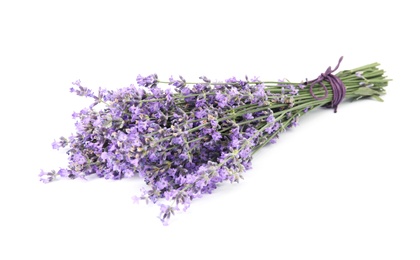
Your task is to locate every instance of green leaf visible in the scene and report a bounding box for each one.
[353,87,379,96]
[103,120,112,128]
[371,95,384,102]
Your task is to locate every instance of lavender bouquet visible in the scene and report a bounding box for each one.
[40,57,389,225]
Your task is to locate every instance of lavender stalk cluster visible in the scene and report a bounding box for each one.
[41,61,389,225]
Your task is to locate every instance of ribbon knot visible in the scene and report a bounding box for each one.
[307,56,346,113]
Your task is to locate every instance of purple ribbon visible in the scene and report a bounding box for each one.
[307,56,346,113]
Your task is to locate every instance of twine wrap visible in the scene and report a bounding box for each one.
[307,56,346,113]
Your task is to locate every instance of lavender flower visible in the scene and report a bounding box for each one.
[41,58,389,225]
[51,140,60,150]
[136,74,158,87]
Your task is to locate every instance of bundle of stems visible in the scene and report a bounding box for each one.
[40,57,390,224]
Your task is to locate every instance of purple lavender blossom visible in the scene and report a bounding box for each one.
[169,75,186,88]
[211,131,222,141]
[132,195,141,204]
[288,85,299,95]
[267,114,275,123]
[243,113,254,120]
[51,140,60,150]
[136,74,158,87]
[39,170,56,183]
[57,168,69,177]
[215,92,228,108]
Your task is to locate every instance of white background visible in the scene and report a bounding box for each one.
[1,1,419,259]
